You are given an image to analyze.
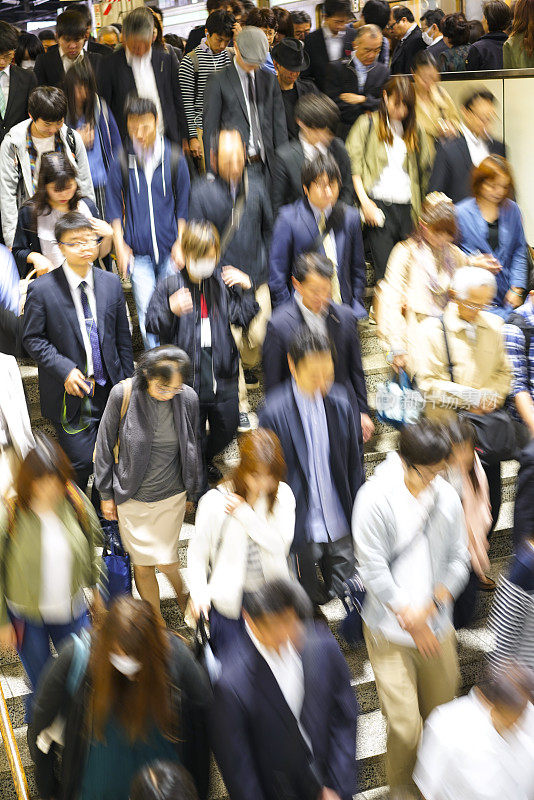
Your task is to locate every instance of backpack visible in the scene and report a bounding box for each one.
[188,48,201,104]
[506,310,534,384]
[119,143,181,221]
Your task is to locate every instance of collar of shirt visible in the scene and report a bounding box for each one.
[133,134,162,172]
[432,34,444,44]
[461,122,487,147]
[291,377,324,410]
[299,135,328,162]
[62,261,94,294]
[234,55,254,85]
[322,24,343,40]
[401,23,417,42]
[0,65,10,80]
[125,47,152,68]
[295,292,328,334]
[59,47,84,68]
[245,624,304,692]
[447,302,490,334]
[352,55,371,73]
[308,200,332,225]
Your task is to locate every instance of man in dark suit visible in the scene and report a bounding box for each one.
[302,0,352,91]
[271,37,319,140]
[259,330,363,604]
[33,10,103,88]
[272,93,353,214]
[211,578,358,800]
[68,2,113,55]
[263,251,374,445]
[420,8,447,60]
[100,6,187,144]
[0,22,37,147]
[327,24,390,140]
[270,152,366,317]
[203,26,288,182]
[389,6,426,74]
[23,211,134,491]
[428,89,505,203]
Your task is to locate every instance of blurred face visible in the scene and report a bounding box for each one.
[288,351,334,397]
[243,463,278,498]
[99,31,119,47]
[304,172,340,210]
[31,474,65,509]
[422,226,454,250]
[0,50,15,70]
[234,45,258,73]
[293,271,331,314]
[206,31,231,53]
[262,26,276,46]
[274,61,301,89]
[293,21,311,40]
[58,227,99,270]
[245,608,304,654]
[325,13,351,35]
[456,285,495,323]
[147,369,183,401]
[354,33,382,66]
[450,440,474,473]
[297,121,332,146]
[41,38,57,52]
[217,131,246,183]
[478,173,510,206]
[463,98,497,137]
[58,35,85,60]
[31,117,64,138]
[127,112,157,150]
[414,63,440,94]
[384,90,408,121]
[389,13,410,38]
[74,84,88,107]
[491,700,529,733]
[125,35,152,58]
[47,178,77,206]
[403,459,447,491]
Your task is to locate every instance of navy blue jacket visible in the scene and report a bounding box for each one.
[188,172,273,288]
[258,381,363,550]
[210,625,358,800]
[269,198,366,316]
[428,133,506,204]
[106,137,190,263]
[22,266,134,424]
[145,267,259,397]
[466,32,507,71]
[262,297,369,419]
[513,439,534,548]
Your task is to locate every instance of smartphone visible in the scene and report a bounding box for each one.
[83,377,95,398]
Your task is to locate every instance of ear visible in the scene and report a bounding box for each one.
[291,276,300,292]
[287,354,296,378]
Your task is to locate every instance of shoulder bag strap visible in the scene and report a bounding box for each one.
[219,170,248,256]
[113,378,133,464]
[440,316,455,383]
[387,494,439,570]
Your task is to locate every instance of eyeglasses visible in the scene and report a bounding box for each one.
[460,301,487,311]
[154,382,183,396]
[59,237,103,249]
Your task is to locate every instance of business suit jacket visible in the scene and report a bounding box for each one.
[22,266,134,424]
[263,298,369,420]
[426,37,448,62]
[0,66,37,146]
[259,381,363,550]
[302,27,342,92]
[390,26,427,74]
[33,45,102,88]
[211,626,358,800]
[203,62,288,179]
[99,46,188,143]
[269,198,366,316]
[428,133,506,204]
[272,136,354,215]
[326,59,390,140]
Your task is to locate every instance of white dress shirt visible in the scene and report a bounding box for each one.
[461,123,490,168]
[62,262,97,377]
[401,22,418,42]
[234,57,258,156]
[0,66,10,112]
[322,25,345,61]
[59,47,85,75]
[125,47,164,135]
[299,134,328,162]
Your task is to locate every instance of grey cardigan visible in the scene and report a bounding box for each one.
[94,376,202,503]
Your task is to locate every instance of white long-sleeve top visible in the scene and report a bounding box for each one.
[187,482,296,619]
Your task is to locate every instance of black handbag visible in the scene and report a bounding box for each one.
[441,318,517,465]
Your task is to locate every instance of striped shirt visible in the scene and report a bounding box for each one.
[503,299,534,419]
[178,40,232,139]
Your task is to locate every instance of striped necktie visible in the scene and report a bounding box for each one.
[79,281,106,386]
[319,213,342,304]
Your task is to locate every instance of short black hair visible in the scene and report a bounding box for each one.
[28,86,67,123]
[124,94,158,120]
[294,93,340,133]
[362,0,390,29]
[130,761,198,800]
[483,0,512,31]
[392,5,415,23]
[399,420,452,467]
[246,7,278,30]
[206,9,236,37]
[242,578,313,622]
[0,21,19,54]
[294,252,334,283]
[207,0,227,12]
[57,10,87,40]
[420,8,445,29]
[412,49,439,71]
[67,2,92,26]
[240,0,255,11]
[468,19,485,43]
[291,10,312,25]
[323,0,352,19]
[301,152,341,191]
[14,32,45,67]
[289,327,332,367]
[462,88,496,110]
[38,29,57,43]
[446,417,475,447]
[480,663,534,710]
[54,210,93,243]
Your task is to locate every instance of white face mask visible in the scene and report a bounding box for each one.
[109,653,142,678]
[422,31,434,46]
[188,258,216,280]
[21,59,35,70]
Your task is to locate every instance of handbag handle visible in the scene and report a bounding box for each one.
[197,611,210,646]
[440,317,455,383]
[397,367,412,391]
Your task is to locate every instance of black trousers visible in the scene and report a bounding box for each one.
[294,534,355,607]
[366,200,413,282]
[199,392,239,494]
[53,381,111,493]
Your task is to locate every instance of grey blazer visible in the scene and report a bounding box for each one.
[94,376,202,503]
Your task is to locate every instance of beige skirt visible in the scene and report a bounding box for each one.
[117,491,187,567]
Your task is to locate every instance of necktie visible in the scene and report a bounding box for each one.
[0,74,6,118]
[246,73,263,159]
[318,214,342,304]
[79,281,106,386]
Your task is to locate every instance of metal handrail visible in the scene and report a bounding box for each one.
[0,679,29,800]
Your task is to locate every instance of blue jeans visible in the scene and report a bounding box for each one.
[9,609,89,721]
[130,254,175,349]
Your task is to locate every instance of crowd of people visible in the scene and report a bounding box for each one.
[0,0,533,799]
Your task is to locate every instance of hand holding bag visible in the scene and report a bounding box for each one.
[376,368,424,430]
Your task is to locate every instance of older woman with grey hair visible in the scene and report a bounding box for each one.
[94,346,202,623]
